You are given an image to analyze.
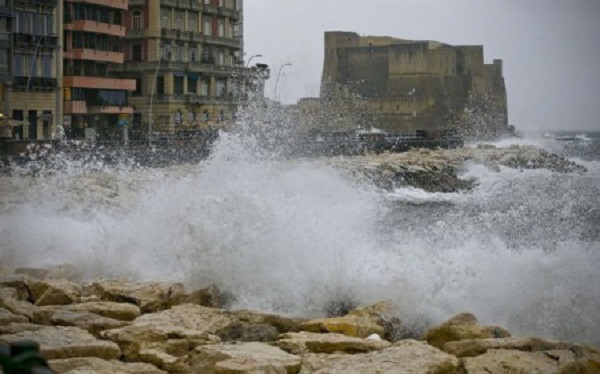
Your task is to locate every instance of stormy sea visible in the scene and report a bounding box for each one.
[0,129,599,347]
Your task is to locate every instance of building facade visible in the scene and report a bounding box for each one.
[121,0,245,136]
[63,0,136,140]
[1,0,62,140]
[320,31,509,137]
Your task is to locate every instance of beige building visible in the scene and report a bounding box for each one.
[0,0,62,141]
[120,0,247,136]
[320,31,509,137]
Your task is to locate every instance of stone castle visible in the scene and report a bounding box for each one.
[317,31,511,137]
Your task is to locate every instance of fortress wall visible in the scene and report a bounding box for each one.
[455,46,484,76]
[388,44,430,75]
[337,47,389,97]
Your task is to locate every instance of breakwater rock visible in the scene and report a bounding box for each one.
[1,266,599,373]
[326,144,587,192]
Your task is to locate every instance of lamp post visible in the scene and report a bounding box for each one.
[273,63,292,102]
[25,34,49,140]
[149,45,170,147]
[245,54,262,67]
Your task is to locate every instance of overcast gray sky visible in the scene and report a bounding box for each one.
[244,0,600,131]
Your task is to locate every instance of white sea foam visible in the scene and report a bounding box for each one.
[0,128,598,346]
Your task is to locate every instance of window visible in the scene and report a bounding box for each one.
[188,76,197,94]
[132,45,142,61]
[156,76,164,95]
[132,11,142,30]
[44,15,53,36]
[174,75,184,95]
[42,56,52,78]
[216,79,225,97]
[133,77,142,96]
[13,54,23,76]
[190,47,197,63]
[188,12,197,32]
[217,18,224,37]
[175,44,184,62]
[160,8,170,29]
[175,10,183,30]
[203,16,211,36]
[219,0,224,7]
[200,78,209,96]
[217,50,224,65]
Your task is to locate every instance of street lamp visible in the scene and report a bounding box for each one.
[273,63,292,102]
[149,45,171,146]
[408,88,416,117]
[245,54,262,67]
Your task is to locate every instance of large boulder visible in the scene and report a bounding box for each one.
[50,310,130,336]
[101,304,229,361]
[0,287,35,320]
[299,340,459,374]
[216,321,280,343]
[29,278,81,306]
[82,280,186,313]
[188,342,302,374]
[443,336,590,358]
[275,331,391,355]
[232,309,306,334]
[0,325,121,360]
[460,349,560,374]
[422,313,510,349]
[301,301,398,339]
[49,357,167,374]
[67,301,142,321]
[0,274,33,301]
[0,306,29,324]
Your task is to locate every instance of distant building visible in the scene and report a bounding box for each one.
[120,0,250,135]
[0,0,62,140]
[320,31,510,137]
[63,0,136,140]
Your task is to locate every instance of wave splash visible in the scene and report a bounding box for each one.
[0,130,599,346]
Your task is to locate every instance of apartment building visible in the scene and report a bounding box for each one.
[121,0,245,135]
[1,0,62,140]
[63,0,136,140]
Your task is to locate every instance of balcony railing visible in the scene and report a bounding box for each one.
[13,34,59,48]
[12,76,57,91]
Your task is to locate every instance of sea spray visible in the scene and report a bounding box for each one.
[0,130,599,346]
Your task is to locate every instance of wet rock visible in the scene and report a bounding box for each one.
[101,304,230,361]
[443,336,590,358]
[67,301,142,321]
[138,348,189,374]
[83,280,185,313]
[460,349,560,373]
[29,279,81,306]
[301,301,397,339]
[0,274,33,301]
[188,342,302,374]
[0,287,35,320]
[232,309,305,334]
[50,310,130,336]
[422,313,510,349]
[299,339,459,374]
[0,325,121,360]
[275,331,391,355]
[49,357,167,374]
[216,321,279,342]
[168,284,228,308]
[0,306,29,324]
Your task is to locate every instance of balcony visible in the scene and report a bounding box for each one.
[13,34,59,49]
[64,76,136,91]
[217,7,240,20]
[65,101,88,114]
[64,49,125,64]
[64,20,126,37]
[203,35,241,49]
[12,77,57,91]
[89,105,133,114]
[66,0,128,11]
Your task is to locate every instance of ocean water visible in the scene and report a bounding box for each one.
[0,129,599,346]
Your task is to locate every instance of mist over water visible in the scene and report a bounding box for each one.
[1,126,599,346]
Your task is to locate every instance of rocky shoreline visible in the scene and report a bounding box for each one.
[326,144,587,193]
[1,265,598,373]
